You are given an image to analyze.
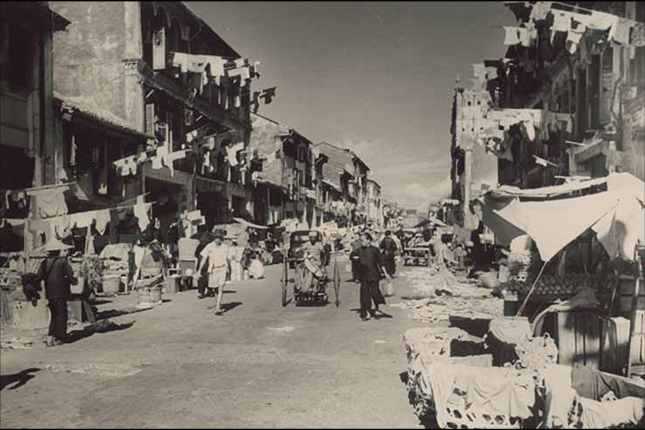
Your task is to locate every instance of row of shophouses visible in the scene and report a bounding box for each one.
[0,1,390,252]
[449,0,644,231]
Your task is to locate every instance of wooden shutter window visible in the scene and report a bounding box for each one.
[145,103,155,136]
[153,27,166,70]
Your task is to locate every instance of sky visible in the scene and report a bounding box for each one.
[187,1,516,210]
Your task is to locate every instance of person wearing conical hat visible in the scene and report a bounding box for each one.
[36,237,76,347]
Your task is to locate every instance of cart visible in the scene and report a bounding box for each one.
[281,250,341,307]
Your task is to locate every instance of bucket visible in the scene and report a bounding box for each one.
[102,276,121,294]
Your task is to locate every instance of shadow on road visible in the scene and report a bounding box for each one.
[66,320,136,344]
[207,301,242,314]
[94,307,151,321]
[0,368,41,391]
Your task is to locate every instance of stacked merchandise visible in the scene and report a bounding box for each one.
[99,244,133,294]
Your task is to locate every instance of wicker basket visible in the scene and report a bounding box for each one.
[137,285,162,306]
[102,276,121,294]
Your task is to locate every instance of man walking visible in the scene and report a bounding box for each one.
[196,229,230,315]
[379,230,398,277]
[357,231,390,321]
[349,233,363,283]
[37,238,76,347]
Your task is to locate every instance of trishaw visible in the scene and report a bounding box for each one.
[281,230,341,307]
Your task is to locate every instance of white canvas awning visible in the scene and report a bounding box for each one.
[478,173,645,261]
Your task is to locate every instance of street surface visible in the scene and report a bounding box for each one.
[1,260,427,429]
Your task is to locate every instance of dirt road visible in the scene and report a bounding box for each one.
[1,261,425,428]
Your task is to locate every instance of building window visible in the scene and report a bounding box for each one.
[0,21,34,89]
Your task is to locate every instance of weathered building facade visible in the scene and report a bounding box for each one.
[249,114,319,228]
[1,2,69,191]
[50,1,261,230]
[494,0,645,186]
[450,84,499,229]
[365,178,383,227]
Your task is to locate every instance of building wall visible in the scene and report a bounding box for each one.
[51,2,127,120]
[497,1,645,185]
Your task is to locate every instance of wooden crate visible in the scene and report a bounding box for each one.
[556,309,601,370]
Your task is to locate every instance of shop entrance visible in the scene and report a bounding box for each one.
[145,177,182,243]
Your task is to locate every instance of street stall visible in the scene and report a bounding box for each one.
[477,173,645,375]
[402,173,645,429]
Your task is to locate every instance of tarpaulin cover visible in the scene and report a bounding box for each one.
[479,173,644,261]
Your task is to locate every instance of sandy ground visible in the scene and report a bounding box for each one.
[1,259,430,429]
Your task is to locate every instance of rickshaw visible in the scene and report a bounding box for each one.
[281,230,341,307]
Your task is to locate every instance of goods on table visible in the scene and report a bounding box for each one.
[514,333,558,372]
[406,356,535,429]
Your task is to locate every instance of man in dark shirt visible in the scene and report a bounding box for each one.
[37,239,76,346]
[379,230,398,277]
[349,234,363,283]
[358,232,390,321]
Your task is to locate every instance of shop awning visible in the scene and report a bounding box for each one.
[478,173,645,261]
[414,217,449,229]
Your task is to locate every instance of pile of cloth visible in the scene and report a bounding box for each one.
[544,364,645,429]
[394,267,504,323]
[407,356,537,428]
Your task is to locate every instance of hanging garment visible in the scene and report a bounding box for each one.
[226,142,245,167]
[171,52,190,73]
[94,210,110,235]
[34,188,69,219]
[529,1,551,22]
[588,10,620,35]
[613,18,632,45]
[552,10,573,33]
[134,203,151,232]
[503,26,521,45]
[518,28,532,47]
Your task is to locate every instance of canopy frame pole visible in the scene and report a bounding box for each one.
[516,260,549,317]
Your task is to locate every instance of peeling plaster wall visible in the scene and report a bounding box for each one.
[51,1,128,120]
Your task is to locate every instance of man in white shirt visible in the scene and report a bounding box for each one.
[196,229,230,315]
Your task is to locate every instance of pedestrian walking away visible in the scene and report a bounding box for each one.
[379,230,398,277]
[357,231,391,321]
[196,228,230,315]
[37,237,77,347]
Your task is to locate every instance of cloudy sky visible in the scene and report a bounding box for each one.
[187,1,515,209]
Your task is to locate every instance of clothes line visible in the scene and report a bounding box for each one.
[504,0,641,25]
